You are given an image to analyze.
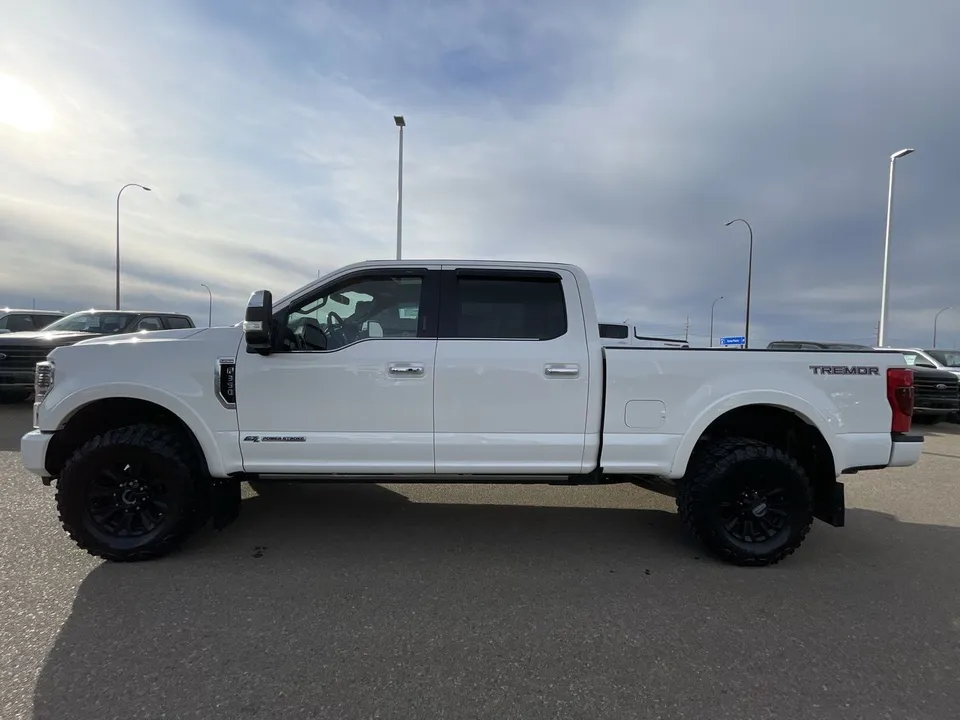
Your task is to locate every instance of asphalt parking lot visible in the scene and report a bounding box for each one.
[1,405,958,720]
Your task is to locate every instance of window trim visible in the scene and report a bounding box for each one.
[273,267,440,354]
[438,268,569,341]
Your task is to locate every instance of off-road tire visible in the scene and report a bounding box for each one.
[56,422,202,562]
[677,437,814,567]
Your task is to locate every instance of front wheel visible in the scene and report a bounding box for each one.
[56,423,202,561]
[677,437,814,567]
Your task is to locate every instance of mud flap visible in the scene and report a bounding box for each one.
[210,476,241,530]
[814,480,845,527]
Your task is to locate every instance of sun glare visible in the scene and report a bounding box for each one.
[0,74,54,133]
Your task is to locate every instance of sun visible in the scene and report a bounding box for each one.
[0,74,54,133]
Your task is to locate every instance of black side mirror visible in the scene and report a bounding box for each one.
[244,290,273,354]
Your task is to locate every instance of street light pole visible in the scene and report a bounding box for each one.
[878,148,915,347]
[393,115,405,260]
[116,182,152,310]
[709,296,724,347]
[725,218,753,349]
[933,306,952,347]
[200,283,212,327]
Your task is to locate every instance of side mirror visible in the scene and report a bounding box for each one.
[243,290,273,354]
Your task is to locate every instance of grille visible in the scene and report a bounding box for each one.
[914,374,959,398]
[0,346,51,371]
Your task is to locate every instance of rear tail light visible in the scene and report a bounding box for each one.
[886,367,914,433]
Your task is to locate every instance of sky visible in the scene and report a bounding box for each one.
[1,0,959,348]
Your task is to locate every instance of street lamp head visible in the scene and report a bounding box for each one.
[891,148,914,160]
[142,186,152,192]
[394,115,405,127]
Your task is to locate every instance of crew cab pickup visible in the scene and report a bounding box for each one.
[20,260,924,566]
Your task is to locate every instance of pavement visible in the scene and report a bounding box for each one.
[0,403,958,720]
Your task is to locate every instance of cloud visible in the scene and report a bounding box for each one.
[1,0,959,347]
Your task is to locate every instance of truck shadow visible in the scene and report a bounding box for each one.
[32,482,960,720]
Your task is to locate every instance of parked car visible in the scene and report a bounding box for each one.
[22,260,922,567]
[879,346,960,423]
[0,308,66,334]
[0,309,195,403]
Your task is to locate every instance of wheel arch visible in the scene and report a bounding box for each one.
[45,395,218,478]
[670,394,838,480]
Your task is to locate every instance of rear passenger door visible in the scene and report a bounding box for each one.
[433,267,591,474]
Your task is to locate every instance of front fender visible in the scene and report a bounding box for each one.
[46,383,233,477]
[668,389,838,478]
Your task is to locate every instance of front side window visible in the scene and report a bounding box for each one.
[447,273,567,340]
[282,273,424,351]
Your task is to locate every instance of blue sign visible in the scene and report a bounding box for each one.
[720,336,745,346]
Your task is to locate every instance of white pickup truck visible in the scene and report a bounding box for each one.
[20,259,923,566]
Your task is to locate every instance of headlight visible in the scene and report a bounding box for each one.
[35,360,55,403]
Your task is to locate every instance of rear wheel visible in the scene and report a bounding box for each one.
[677,437,813,567]
[56,423,202,561]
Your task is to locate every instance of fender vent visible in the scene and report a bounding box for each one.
[216,358,237,408]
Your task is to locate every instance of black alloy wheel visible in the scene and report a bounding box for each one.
[57,423,202,561]
[677,437,814,566]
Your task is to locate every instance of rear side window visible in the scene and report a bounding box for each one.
[599,323,629,339]
[164,316,193,329]
[446,272,567,340]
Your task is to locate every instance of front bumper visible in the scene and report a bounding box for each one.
[20,430,52,478]
[0,370,34,391]
[888,433,923,468]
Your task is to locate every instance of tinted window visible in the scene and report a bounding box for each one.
[164,316,193,329]
[285,272,424,351]
[599,323,629,339]
[32,314,62,329]
[449,274,567,340]
[44,312,135,334]
[1,314,36,332]
[135,316,164,331]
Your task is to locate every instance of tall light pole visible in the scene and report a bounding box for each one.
[878,148,915,347]
[933,306,952,347]
[725,218,753,349]
[200,283,212,327]
[709,295,724,347]
[116,182,151,310]
[394,115,405,260]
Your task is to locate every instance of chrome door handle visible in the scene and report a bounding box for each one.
[388,363,424,376]
[544,364,579,378]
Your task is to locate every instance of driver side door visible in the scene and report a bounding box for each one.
[235,267,441,475]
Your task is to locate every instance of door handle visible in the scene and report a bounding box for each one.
[544,364,580,378]
[388,363,425,376]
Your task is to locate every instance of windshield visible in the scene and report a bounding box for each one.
[927,349,960,367]
[42,312,136,334]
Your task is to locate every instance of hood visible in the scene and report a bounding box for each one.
[72,327,208,347]
[911,366,959,382]
[0,330,105,347]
